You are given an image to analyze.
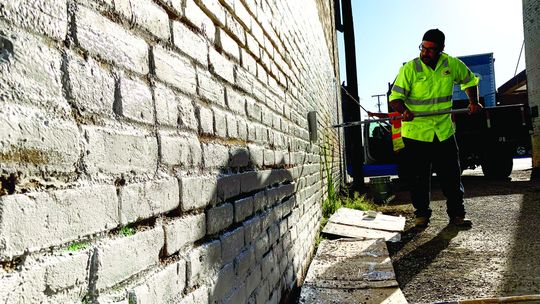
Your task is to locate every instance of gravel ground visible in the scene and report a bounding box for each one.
[382,158,540,303]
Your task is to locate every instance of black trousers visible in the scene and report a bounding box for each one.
[402,135,465,219]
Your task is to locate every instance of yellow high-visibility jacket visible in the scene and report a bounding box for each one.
[389,53,479,142]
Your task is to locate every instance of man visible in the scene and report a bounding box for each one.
[389,29,482,228]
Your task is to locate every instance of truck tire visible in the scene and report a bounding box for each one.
[481,149,513,178]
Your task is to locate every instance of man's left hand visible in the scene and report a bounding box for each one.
[468,102,483,114]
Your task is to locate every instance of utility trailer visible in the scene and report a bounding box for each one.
[362,53,531,179]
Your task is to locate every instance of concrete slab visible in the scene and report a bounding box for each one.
[322,222,401,242]
[300,239,407,303]
[328,208,406,232]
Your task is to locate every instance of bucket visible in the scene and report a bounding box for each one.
[369,176,394,203]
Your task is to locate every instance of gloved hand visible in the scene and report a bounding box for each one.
[468,102,483,114]
[402,109,414,121]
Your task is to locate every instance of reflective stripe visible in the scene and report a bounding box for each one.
[392,132,401,139]
[414,58,423,72]
[406,95,452,105]
[461,74,471,84]
[442,58,449,68]
[392,85,410,96]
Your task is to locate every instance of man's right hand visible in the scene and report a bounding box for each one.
[402,109,414,121]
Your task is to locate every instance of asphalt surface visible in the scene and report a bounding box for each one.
[383,158,540,303]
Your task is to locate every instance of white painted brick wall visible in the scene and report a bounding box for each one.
[95,227,164,291]
[0,0,340,302]
[0,185,118,260]
[76,6,149,74]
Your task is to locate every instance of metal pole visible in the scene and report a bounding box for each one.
[340,0,364,190]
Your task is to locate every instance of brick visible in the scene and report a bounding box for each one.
[220,227,245,265]
[246,34,260,61]
[232,0,251,30]
[76,6,148,74]
[159,131,202,167]
[268,223,279,246]
[237,118,248,140]
[172,21,208,65]
[67,53,115,118]
[129,261,186,304]
[213,108,228,138]
[252,191,267,213]
[114,0,170,40]
[228,283,249,304]
[246,98,262,121]
[153,46,197,95]
[179,176,217,211]
[84,126,158,174]
[197,70,225,106]
[95,227,164,291]
[211,263,235,302]
[216,174,240,201]
[243,215,262,245]
[234,246,255,277]
[235,66,254,94]
[246,265,262,297]
[226,115,238,138]
[234,195,254,223]
[187,240,222,288]
[118,75,154,124]
[0,24,68,113]
[206,203,233,234]
[202,142,229,168]
[0,0,67,40]
[0,104,80,175]
[164,213,206,255]
[248,144,264,167]
[229,147,250,168]
[241,49,258,77]
[120,178,179,224]
[45,251,90,293]
[224,11,245,46]
[264,149,275,166]
[197,0,226,26]
[0,185,118,260]
[209,48,235,84]
[196,105,214,135]
[217,29,240,61]
[154,83,179,127]
[254,233,269,262]
[0,265,46,303]
[225,87,246,115]
[184,0,216,41]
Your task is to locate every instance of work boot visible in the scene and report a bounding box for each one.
[450,216,473,227]
[415,216,430,228]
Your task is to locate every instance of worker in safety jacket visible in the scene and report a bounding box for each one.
[389,29,482,228]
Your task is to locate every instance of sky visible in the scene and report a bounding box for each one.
[337,0,526,115]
